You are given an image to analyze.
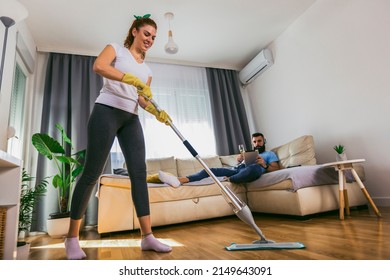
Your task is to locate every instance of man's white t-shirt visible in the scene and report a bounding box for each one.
[95,42,153,114]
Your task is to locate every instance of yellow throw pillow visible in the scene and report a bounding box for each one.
[147,173,161,183]
[147,172,175,183]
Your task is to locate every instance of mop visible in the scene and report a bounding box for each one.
[145,96,305,251]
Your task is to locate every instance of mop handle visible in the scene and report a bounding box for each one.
[147,97,246,213]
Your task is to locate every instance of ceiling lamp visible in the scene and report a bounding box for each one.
[164,12,178,54]
[0,0,28,93]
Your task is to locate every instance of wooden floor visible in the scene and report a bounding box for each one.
[26,206,390,260]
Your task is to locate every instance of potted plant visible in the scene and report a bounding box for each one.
[17,168,48,259]
[31,123,85,237]
[333,144,347,161]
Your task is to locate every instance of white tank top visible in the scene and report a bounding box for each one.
[95,42,152,114]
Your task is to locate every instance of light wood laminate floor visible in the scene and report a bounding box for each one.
[26,206,390,260]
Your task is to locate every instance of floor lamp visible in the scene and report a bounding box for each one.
[0,0,28,93]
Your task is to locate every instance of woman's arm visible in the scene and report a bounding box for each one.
[93,45,124,81]
[138,76,153,108]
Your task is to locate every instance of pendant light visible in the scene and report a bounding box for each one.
[164,12,179,54]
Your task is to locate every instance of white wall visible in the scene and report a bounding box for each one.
[243,0,390,205]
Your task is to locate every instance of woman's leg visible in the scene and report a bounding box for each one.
[65,104,119,259]
[117,116,171,253]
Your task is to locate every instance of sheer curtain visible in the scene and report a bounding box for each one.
[111,62,216,169]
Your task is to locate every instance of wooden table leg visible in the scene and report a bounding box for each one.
[351,169,381,217]
[343,173,350,216]
[338,170,345,220]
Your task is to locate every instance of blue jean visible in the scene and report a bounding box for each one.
[186,164,265,184]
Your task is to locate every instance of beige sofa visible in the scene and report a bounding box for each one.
[97,135,367,234]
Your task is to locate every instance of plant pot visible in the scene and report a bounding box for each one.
[18,230,27,240]
[16,241,30,260]
[336,152,347,161]
[46,215,71,239]
[46,212,85,238]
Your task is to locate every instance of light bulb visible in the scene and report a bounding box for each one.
[165,30,179,54]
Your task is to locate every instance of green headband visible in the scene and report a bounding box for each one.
[134,14,151,20]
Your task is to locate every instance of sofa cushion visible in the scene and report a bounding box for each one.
[219,155,240,167]
[272,135,316,168]
[98,174,247,203]
[147,182,246,203]
[146,156,178,177]
[113,168,174,183]
[176,156,223,177]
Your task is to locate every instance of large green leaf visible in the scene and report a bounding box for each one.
[73,149,86,159]
[56,123,73,148]
[32,133,65,159]
[52,174,62,189]
[56,155,72,165]
[32,124,85,213]
[72,165,84,178]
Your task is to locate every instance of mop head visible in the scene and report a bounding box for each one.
[225,241,305,251]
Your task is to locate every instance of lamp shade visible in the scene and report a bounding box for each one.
[164,12,179,54]
[164,30,179,54]
[0,0,28,24]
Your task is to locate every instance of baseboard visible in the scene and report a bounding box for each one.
[372,197,390,207]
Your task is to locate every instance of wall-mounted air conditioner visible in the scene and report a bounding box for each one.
[238,48,274,85]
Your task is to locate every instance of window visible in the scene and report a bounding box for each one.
[7,60,27,159]
[110,63,216,169]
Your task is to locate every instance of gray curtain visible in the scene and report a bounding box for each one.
[32,53,104,231]
[206,68,251,155]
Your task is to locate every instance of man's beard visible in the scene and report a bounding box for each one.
[255,145,266,153]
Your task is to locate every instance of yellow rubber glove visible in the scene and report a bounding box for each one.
[121,73,152,99]
[145,104,172,125]
[137,85,153,100]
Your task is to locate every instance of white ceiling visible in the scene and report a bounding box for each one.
[18,0,316,70]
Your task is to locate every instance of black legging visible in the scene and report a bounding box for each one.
[70,103,149,220]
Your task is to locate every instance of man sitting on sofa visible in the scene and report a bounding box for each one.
[159,132,280,187]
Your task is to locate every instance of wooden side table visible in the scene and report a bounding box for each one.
[322,159,381,220]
